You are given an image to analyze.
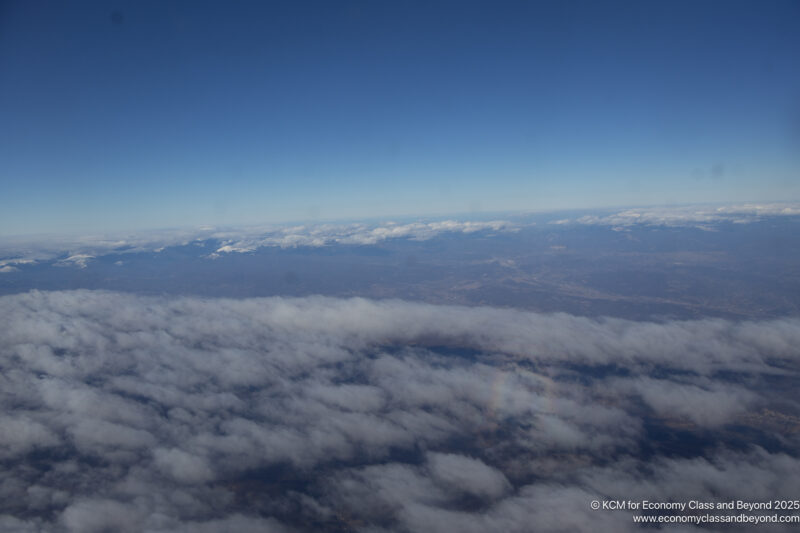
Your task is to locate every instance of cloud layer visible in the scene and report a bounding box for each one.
[4,203,800,269]
[1,291,799,531]
[551,202,800,229]
[0,220,515,269]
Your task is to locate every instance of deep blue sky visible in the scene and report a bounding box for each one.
[1,0,799,235]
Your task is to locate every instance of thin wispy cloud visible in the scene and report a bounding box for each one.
[554,203,800,229]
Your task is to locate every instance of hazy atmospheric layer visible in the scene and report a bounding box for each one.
[1,291,799,532]
[1,203,798,269]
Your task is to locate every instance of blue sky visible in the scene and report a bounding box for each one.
[1,0,799,235]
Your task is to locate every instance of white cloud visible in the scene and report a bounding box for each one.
[4,202,799,268]
[0,259,36,267]
[553,202,800,228]
[209,219,516,255]
[54,254,95,269]
[0,219,517,265]
[426,452,511,500]
[0,258,35,273]
[0,290,797,531]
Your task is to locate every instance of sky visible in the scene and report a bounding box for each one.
[1,0,799,236]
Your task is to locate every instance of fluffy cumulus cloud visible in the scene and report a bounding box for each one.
[1,291,799,531]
